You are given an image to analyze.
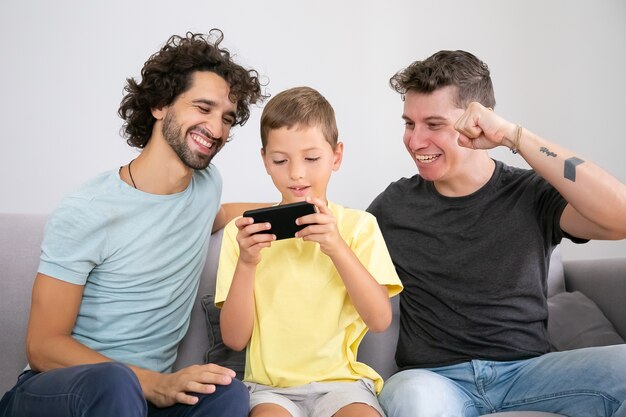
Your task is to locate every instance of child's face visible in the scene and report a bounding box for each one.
[262,124,343,204]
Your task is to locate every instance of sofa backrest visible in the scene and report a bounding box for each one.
[0,213,568,393]
[0,213,47,393]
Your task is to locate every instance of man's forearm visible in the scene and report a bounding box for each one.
[27,334,112,372]
[514,128,626,237]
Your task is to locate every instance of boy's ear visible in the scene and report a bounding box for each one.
[332,142,344,171]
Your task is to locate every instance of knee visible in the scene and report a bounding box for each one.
[78,362,145,415]
[192,379,249,417]
[380,370,468,417]
[217,378,249,404]
[80,362,141,392]
[382,369,447,401]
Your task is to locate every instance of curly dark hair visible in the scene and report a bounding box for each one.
[118,29,267,148]
[390,50,495,109]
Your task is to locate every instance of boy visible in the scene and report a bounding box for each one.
[216,86,403,417]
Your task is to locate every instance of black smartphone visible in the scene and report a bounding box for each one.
[243,201,316,240]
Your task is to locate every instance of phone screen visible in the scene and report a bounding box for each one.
[243,202,316,240]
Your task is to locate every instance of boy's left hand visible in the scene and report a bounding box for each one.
[295,197,345,256]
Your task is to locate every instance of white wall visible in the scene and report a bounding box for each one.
[1,0,625,261]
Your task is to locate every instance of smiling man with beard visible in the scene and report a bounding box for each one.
[0,30,266,417]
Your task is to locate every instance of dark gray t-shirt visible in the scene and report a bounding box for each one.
[367,160,570,369]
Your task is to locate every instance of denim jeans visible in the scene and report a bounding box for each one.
[380,345,626,416]
[0,362,249,417]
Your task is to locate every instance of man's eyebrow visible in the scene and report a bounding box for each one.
[424,116,447,123]
[192,99,216,107]
[401,114,448,122]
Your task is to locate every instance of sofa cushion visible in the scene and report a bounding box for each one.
[201,294,246,379]
[546,245,565,297]
[547,290,625,351]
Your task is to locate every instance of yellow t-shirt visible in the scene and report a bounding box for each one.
[216,201,402,393]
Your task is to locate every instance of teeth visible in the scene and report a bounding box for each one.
[415,154,439,163]
[191,133,213,148]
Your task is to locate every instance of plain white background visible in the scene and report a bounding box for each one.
[1,0,625,260]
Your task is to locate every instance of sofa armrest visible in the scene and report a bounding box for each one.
[0,213,47,393]
[563,257,626,340]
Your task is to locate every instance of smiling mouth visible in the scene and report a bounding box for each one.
[414,154,441,164]
[190,130,222,153]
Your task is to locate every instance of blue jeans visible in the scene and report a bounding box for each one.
[380,345,626,416]
[0,362,249,417]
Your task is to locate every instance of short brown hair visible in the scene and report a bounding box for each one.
[390,50,495,109]
[260,86,338,149]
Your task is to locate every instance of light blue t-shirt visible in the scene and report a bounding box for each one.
[38,165,222,372]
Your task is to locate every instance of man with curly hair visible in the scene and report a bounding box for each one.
[0,30,266,417]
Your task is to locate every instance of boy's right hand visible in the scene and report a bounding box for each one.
[235,216,275,265]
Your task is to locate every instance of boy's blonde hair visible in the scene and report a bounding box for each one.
[260,86,338,149]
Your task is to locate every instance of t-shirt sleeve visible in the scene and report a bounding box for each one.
[350,212,403,298]
[215,218,241,307]
[38,197,108,285]
[533,175,583,246]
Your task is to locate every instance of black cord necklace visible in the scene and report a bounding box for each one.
[127,159,138,189]
[119,159,138,189]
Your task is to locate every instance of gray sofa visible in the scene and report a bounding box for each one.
[1,212,625,416]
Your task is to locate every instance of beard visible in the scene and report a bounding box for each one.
[162,111,222,170]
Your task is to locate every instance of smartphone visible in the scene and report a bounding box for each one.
[243,201,316,240]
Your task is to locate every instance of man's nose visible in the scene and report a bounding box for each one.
[204,114,224,140]
[405,129,425,150]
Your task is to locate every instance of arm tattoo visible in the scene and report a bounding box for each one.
[564,157,585,182]
[540,147,557,157]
